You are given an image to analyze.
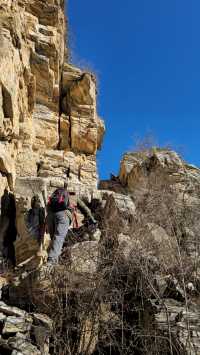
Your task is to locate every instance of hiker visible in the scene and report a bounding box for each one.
[25,194,45,243]
[46,184,97,265]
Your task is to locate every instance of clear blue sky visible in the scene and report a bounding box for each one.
[67,1,200,179]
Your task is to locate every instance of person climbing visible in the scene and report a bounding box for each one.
[46,183,97,265]
[25,194,46,243]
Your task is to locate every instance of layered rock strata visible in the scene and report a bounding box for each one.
[1,1,200,355]
[0,0,104,268]
[0,0,104,197]
[0,300,52,354]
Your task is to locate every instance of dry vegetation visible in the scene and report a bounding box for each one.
[28,161,200,355]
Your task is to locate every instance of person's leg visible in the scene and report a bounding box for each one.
[48,211,69,264]
[46,211,56,265]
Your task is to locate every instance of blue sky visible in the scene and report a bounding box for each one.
[67,1,200,179]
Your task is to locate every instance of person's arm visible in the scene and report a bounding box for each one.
[77,198,96,223]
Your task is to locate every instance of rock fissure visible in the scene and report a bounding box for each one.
[1,84,13,120]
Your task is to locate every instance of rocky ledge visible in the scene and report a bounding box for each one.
[0,300,52,354]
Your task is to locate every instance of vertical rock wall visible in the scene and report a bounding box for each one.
[0,0,105,199]
[0,0,104,266]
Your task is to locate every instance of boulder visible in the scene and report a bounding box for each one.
[141,223,178,269]
[0,301,26,318]
[3,316,32,334]
[102,192,136,235]
[70,241,99,274]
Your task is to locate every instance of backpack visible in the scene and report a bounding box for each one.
[48,188,69,212]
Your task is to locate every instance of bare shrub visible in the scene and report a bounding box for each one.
[28,158,200,354]
[132,131,158,153]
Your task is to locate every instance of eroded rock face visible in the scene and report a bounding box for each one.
[0,0,105,269]
[61,66,105,155]
[0,0,64,178]
[0,0,104,202]
[119,149,193,195]
[3,1,200,354]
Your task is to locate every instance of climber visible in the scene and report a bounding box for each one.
[25,194,46,243]
[46,183,97,265]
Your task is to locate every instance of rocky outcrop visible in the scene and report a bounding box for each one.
[9,161,200,355]
[99,149,200,355]
[0,0,105,270]
[118,149,199,196]
[61,64,105,155]
[0,300,52,354]
[0,0,104,197]
[1,1,200,355]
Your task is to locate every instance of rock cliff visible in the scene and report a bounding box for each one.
[0,0,104,196]
[0,1,200,355]
[0,0,104,269]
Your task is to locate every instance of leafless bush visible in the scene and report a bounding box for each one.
[131,132,186,161]
[27,163,200,355]
[132,131,158,153]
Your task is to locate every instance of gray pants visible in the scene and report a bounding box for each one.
[47,210,70,263]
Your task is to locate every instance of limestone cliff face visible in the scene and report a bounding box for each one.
[2,2,200,355]
[0,0,104,198]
